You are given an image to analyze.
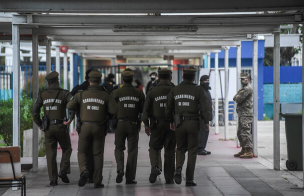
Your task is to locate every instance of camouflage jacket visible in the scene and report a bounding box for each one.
[233,83,253,117]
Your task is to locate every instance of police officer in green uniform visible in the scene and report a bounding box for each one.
[67,70,118,188]
[143,68,176,184]
[112,68,145,184]
[166,67,211,186]
[32,71,74,186]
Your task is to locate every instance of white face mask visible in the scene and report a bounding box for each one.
[151,76,156,81]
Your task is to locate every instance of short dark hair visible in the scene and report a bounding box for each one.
[48,80,58,86]
[159,74,171,80]
[183,74,195,81]
[123,78,133,84]
[85,69,93,81]
[108,73,115,79]
[90,78,101,84]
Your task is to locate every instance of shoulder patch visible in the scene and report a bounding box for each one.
[35,98,38,103]
[70,96,74,101]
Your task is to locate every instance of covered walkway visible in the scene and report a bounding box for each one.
[2,123,304,196]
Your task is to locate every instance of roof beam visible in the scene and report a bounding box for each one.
[13,14,303,26]
[1,0,304,13]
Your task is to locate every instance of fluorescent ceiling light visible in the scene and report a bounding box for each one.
[122,41,182,45]
[113,25,198,32]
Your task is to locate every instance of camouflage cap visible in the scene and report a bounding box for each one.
[122,68,134,79]
[158,68,172,75]
[183,67,196,75]
[45,71,59,82]
[88,69,102,79]
[240,72,251,79]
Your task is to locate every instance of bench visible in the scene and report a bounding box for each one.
[0,146,26,196]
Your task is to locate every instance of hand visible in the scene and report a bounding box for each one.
[39,126,42,131]
[145,127,151,136]
[170,123,176,131]
[204,124,210,131]
[63,119,71,126]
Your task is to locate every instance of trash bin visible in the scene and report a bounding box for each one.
[281,113,303,171]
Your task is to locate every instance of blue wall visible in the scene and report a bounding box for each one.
[264,66,302,84]
[210,40,265,120]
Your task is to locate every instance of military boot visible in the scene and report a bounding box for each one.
[234,148,245,157]
[240,148,253,158]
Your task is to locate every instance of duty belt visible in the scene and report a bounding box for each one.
[49,119,64,125]
[82,121,106,125]
[181,116,199,121]
[118,118,138,124]
[156,118,171,123]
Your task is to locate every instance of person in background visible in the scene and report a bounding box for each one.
[198,75,213,155]
[145,72,158,95]
[134,79,143,91]
[102,73,116,94]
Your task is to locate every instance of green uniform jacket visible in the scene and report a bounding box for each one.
[143,81,175,127]
[112,83,145,119]
[166,80,211,124]
[233,83,253,117]
[66,85,118,121]
[32,84,75,127]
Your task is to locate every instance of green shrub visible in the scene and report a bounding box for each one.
[0,95,33,156]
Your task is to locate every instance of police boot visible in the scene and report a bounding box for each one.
[240,148,253,158]
[149,166,162,183]
[174,167,182,184]
[234,147,245,157]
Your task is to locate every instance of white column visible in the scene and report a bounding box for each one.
[207,53,211,68]
[302,27,304,189]
[236,45,241,147]
[32,33,39,171]
[46,39,51,74]
[111,57,116,74]
[64,53,68,90]
[56,46,60,77]
[252,39,258,157]
[224,47,229,141]
[69,53,74,134]
[273,32,280,170]
[214,52,219,135]
[12,23,20,146]
[167,60,171,65]
[200,55,204,66]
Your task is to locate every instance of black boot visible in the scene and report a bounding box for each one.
[126,180,137,184]
[149,166,161,183]
[116,169,124,183]
[50,180,58,186]
[78,170,89,187]
[174,167,182,184]
[186,180,197,186]
[58,171,70,183]
[94,183,104,188]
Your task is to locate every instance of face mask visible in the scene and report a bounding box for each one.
[241,78,248,85]
[202,81,210,89]
[151,76,156,81]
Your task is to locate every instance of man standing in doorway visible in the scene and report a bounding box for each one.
[32,71,74,186]
[113,68,145,184]
[233,73,253,159]
[145,72,158,95]
[102,73,116,94]
[166,67,211,186]
[198,75,213,155]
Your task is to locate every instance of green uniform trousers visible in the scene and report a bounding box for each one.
[175,120,200,181]
[45,124,72,181]
[114,121,139,181]
[237,116,253,148]
[78,124,106,184]
[149,122,176,182]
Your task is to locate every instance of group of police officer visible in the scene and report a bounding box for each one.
[32,66,253,188]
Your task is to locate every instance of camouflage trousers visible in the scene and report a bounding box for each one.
[237,116,253,148]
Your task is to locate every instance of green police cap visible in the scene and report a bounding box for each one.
[122,68,134,79]
[183,67,196,75]
[45,71,59,82]
[88,69,102,79]
[158,68,172,75]
[240,72,251,79]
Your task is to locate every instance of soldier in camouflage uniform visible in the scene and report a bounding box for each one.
[233,73,253,159]
[67,70,118,188]
[32,71,74,186]
[113,68,145,184]
[166,67,211,186]
[143,68,176,184]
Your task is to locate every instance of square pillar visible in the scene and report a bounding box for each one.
[64,53,68,90]
[252,39,258,157]
[224,47,230,140]
[214,52,219,135]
